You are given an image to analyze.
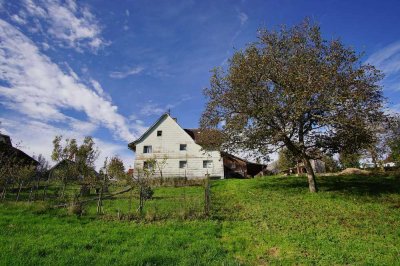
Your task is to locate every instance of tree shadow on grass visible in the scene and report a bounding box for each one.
[258,175,400,196]
[319,175,400,196]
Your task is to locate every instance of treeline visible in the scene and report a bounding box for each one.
[0,135,209,219]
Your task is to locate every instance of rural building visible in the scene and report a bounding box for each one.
[278,159,326,175]
[0,133,38,167]
[128,113,267,179]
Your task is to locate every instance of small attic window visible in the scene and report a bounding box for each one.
[180,144,187,151]
[157,130,162,136]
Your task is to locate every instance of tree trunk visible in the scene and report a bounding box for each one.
[128,187,133,214]
[1,186,6,201]
[80,185,91,196]
[61,182,66,200]
[16,181,23,202]
[97,187,103,214]
[302,158,318,193]
[28,186,34,202]
[138,186,144,215]
[43,185,47,200]
[34,177,40,200]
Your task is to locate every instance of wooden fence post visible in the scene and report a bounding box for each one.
[204,173,211,216]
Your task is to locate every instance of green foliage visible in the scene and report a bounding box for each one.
[106,156,126,181]
[389,140,400,166]
[51,136,100,196]
[322,155,340,172]
[387,116,400,166]
[140,186,154,200]
[200,18,386,192]
[277,148,298,172]
[339,152,361,168]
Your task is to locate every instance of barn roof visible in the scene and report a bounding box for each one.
[183,128,202,143]
[0,134,38,166]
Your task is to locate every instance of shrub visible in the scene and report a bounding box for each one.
[141,186,154,200]
[67,202,85,216]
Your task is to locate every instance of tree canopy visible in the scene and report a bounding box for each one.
[200,19,386,192]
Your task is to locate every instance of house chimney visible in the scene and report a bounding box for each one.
[173,117,177,122]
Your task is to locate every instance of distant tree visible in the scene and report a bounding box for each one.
[387,115,400,166]
[96,158,111,214]
[277,148,298,173]
[148,155,168,183]
[200,19,386,192]
[134,160,155,215]
[322,155,340,173]
[0,141,37,201]
[107,156,126,181]
[31,154,50,201]
[339,152,361,169]
[76,137,100,196]
[13,164,35,202]
[0,148,16,200]
[51,136,99,199]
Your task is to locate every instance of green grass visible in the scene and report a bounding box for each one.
[1,174,399,265]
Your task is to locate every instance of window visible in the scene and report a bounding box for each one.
[179,161,187,168]
[157,130,162,136]
[144,161,154,171]
[143,145,152,153]
[203,160,213,168]
[180,144,187,151]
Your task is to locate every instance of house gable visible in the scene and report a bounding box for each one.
[128,113,224,179]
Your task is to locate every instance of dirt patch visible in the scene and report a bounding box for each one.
[339,168,370,175]
[267,247,280,257]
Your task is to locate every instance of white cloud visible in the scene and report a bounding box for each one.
[19,0,105,52]
[366,41,400,74]
[238,12,248,26]
[11,14,27,25]
[140,103,166,117]
[125,9,130,17]
[139,96,192,117]
[90,79,111,101]
[0,19,135,142]
[109,66,144,79]
[42,42,50,50]
[366,41,400,91]
[0,117,134,170]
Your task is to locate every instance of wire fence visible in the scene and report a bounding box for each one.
[1,176,214,222]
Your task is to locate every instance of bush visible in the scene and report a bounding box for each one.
[67,202,85,216]
[141,186,154,200]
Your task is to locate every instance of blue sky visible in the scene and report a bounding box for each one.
[0,0,399,168]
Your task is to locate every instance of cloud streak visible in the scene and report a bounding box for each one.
[0,19,135,142]
[0,117,134,170]
[109,67,144,79]
[15,0,106,52]
[238,12,248,26]
[139,96,193,117]
[366,41,400,91]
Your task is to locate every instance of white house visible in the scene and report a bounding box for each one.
[128,113,224,179]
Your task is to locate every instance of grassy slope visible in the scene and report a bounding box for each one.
[0,175,399,265]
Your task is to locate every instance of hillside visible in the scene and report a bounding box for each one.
[1,174,399,265]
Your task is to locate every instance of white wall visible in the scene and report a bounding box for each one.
[133,115,224,179]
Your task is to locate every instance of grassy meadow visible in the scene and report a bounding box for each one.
[0,174,399,265]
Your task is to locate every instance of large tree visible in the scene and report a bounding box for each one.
[200,19,386,192]
[387,115,400,166]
